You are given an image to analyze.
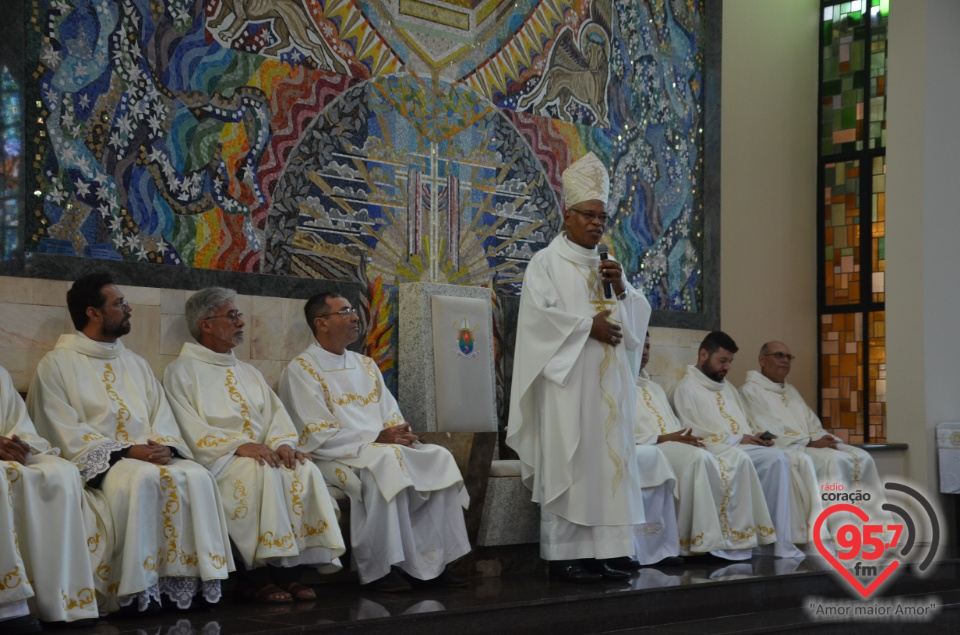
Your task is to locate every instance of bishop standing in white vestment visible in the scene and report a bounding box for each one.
[670,331,822,558]
[0,365,110,632]
[279,292,471,592]
[163,287,345,605]
[741,341,886,532]
[635,335,775,560]
[506,152,652,583]
[26,272,233,614]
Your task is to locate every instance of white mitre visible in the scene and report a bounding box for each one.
[562,152,610,207]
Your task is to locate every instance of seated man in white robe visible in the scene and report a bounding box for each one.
[506,152,652,583]
[636,335,775,561]
[670,331,822,558]
[27,272,234,614]
[163,287,345,604]
[278,292,471,592]
[741,341,887,533]
[1,365,109,633]
[631,443,682,567]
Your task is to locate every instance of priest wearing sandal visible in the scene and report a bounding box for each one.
[163,287,346,604]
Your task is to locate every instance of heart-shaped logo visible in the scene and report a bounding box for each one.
[813,503,900,599]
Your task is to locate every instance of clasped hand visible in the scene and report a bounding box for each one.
[0,434,31,464]
[376,423,418,446]
[125,439,173,465]
[236,442,308,469]
[808,436,839,449]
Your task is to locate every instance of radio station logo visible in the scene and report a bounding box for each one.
[813,481,940,600]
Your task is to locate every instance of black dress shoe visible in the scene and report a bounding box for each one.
[364,569,412,593]
[605,556,642,571]
[1,615,42,634]
[548,563,603,584]
[428,568,469,587]
[583,561,632,580]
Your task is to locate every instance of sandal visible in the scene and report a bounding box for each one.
[238,583,293,604]
[281,582,317,601]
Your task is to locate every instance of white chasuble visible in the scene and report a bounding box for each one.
[741,371,886,529]
[671,365,822,551]
[0,366,109,622]
[507,234,651,560]
[631,444,680,565]
[163,343,345,571]
[635,371,774,557]
[26,335,232,610]
[278,342,471,584]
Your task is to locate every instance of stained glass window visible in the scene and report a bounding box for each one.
[0,65,20,260]
[823,160,861,306]
[818,0,887,442]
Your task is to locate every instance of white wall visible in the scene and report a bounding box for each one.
[886,0,960,538]
[720,0,820,400]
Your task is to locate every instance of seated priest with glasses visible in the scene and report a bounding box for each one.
[279,292,471,593]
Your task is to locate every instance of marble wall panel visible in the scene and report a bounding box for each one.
[1,276,702,404]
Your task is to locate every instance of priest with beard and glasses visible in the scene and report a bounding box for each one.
[670,331,824,558]
[27,272,234,615]
[635,334,776,561]
[163,287,345,605]
[506,152,652,584]
[278,292,471,593]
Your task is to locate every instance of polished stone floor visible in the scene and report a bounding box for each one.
[38,552,960,634]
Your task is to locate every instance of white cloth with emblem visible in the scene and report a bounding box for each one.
[0,365,110,622]
[27,334,233,611]
[631,444,681,565]
[741,370,886,532]
[507,233,652,561]
[163,342,345,572]
[671,365,820,557]
[937,422,960,494]
[635,370,775,559]
[279,342,470,584]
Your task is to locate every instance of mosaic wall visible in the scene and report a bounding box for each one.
[23,0,709,388]
[0,67,20,261]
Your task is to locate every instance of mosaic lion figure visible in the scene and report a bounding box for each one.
[208,0,350,75]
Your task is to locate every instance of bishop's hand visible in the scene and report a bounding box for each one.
[589,310,622,346]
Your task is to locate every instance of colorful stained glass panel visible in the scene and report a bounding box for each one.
[821,312,864,445]
[821,3,866,155]
[871,155,885,302]
[823,160,861,305]
[869,0,888,149]
[867,310,886,442]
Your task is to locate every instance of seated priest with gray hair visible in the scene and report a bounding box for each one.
[163,287,345,604]
[278,292,470,593]
[740,341,887,534]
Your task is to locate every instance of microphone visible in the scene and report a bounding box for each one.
[598,244,612,299]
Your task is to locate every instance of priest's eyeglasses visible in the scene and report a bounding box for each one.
[763,352,796,361]
[203,310,243,323]
[318,307,358,319]
[569,208,610,224]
